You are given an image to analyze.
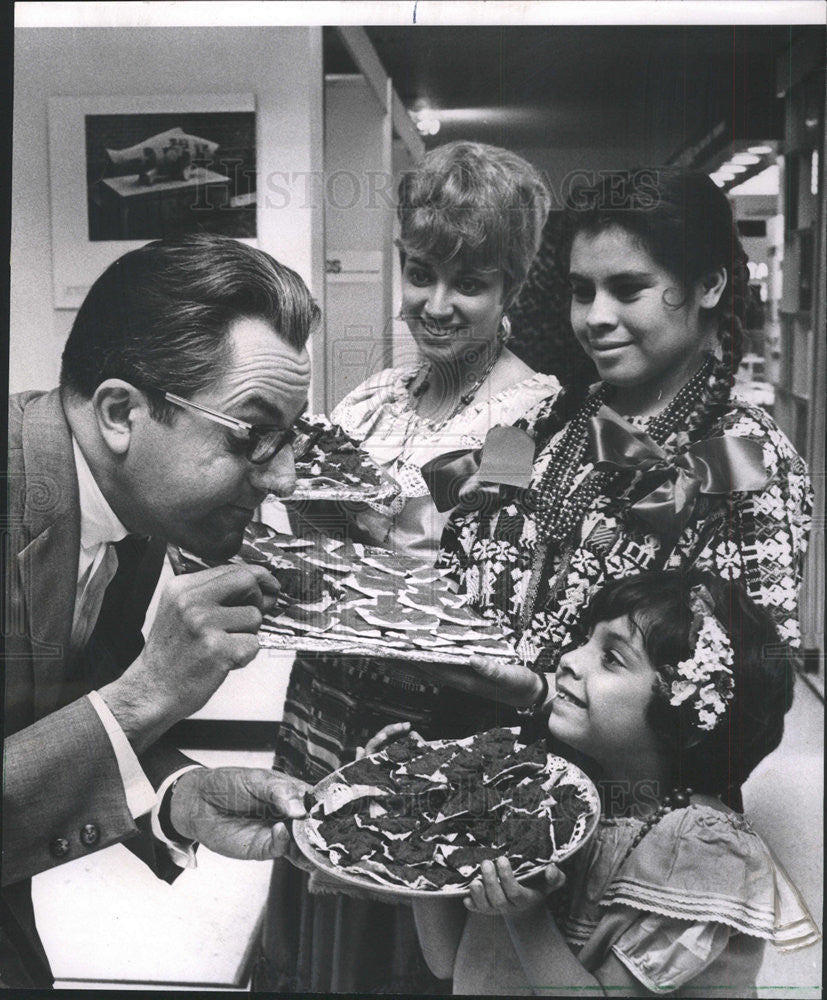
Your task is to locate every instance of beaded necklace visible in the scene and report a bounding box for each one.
[406,341,504,431]
[533,355,715,547]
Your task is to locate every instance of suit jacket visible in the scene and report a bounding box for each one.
[2,389,194,986]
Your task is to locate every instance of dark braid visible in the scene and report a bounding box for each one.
[564,168,751,445]
[685,244,749,442]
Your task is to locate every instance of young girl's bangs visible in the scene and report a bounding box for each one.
[585,575,693,670]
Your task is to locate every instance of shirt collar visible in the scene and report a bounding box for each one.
[72,436,129,552]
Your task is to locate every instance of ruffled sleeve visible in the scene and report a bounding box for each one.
[610,913,735,993]
[601,805,821,951]
[330,365,416,447]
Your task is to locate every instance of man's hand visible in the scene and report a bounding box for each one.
[169,767,310,861]
[465,858,566,917]
[100,564,278,752]
[412,655,547,709]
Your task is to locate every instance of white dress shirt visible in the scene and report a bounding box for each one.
[72,438,198,867]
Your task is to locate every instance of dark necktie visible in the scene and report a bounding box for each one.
[75,535,153,690]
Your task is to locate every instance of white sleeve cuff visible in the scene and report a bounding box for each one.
[151,765,205,869]
[86,690,157,819]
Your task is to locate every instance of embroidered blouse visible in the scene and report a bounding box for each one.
[438,387,812,666]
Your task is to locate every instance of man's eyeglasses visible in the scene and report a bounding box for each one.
[163,391,314,465]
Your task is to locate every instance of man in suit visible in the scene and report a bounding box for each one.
[2,234,319,987]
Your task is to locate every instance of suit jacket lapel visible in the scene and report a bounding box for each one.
[17,391,81,720]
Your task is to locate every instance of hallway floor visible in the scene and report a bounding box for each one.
[743,676,823,997]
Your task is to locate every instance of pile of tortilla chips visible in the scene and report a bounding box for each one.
[301,728,599,893]
[172,522,520,665]
[291,415,398,503]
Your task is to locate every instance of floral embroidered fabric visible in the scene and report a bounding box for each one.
[438,389,812,666]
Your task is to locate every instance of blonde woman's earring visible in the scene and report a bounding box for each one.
[498,314,512,346]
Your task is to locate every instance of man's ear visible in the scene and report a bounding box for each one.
[92,380,146,456]
[698,267,727,310]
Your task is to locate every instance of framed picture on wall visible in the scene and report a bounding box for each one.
[48,93,257,308]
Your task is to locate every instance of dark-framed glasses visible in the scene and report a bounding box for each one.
[163,391,312,465]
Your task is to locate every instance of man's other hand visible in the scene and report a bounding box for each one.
[169,767,310,861]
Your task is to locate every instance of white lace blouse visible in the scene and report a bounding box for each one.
[331,364,559,562]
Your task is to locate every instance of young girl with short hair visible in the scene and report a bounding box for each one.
[412,570,820,996]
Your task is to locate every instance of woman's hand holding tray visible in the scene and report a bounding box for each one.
[292,727,600,899]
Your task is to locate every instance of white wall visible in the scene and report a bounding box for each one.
[10,26,324,396]
[323,75,394,410]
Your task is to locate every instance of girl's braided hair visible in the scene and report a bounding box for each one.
[531,168,749,449]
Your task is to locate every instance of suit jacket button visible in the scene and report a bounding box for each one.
[80,823,100,846]
[49,837,70,858]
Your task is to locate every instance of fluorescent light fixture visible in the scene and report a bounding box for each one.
[731,153,761,166]
[725,164,748,174]
[747,145,773,155]
[728,163,780,196]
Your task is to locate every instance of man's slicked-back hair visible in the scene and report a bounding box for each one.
[60,233,320,421]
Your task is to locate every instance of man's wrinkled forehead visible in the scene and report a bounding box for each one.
[213,322,311,419]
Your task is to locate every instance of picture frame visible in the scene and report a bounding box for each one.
[48,93,257,308]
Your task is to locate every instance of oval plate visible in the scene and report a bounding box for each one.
[292,736,601,900]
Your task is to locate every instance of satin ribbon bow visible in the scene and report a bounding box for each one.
[421,447,497,512]
[421,426,535,513]
[588,405,771,540]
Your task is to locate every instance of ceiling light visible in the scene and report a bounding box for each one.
[714,170,736,181]
[747,145,773,155]
[409,105,441,136]
[731,153,761,166]
[710,175,727,187]
[727,163,780,195]
[724,164,748,174]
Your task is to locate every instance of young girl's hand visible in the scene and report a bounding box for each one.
[465,858,566,916]
[355,721,412,760]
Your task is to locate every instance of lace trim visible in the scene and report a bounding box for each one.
[600,879,821,951]
[337,367,557,439]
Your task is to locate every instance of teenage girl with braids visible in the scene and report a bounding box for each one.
[435,168,812,741]
[412,570,820,996]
